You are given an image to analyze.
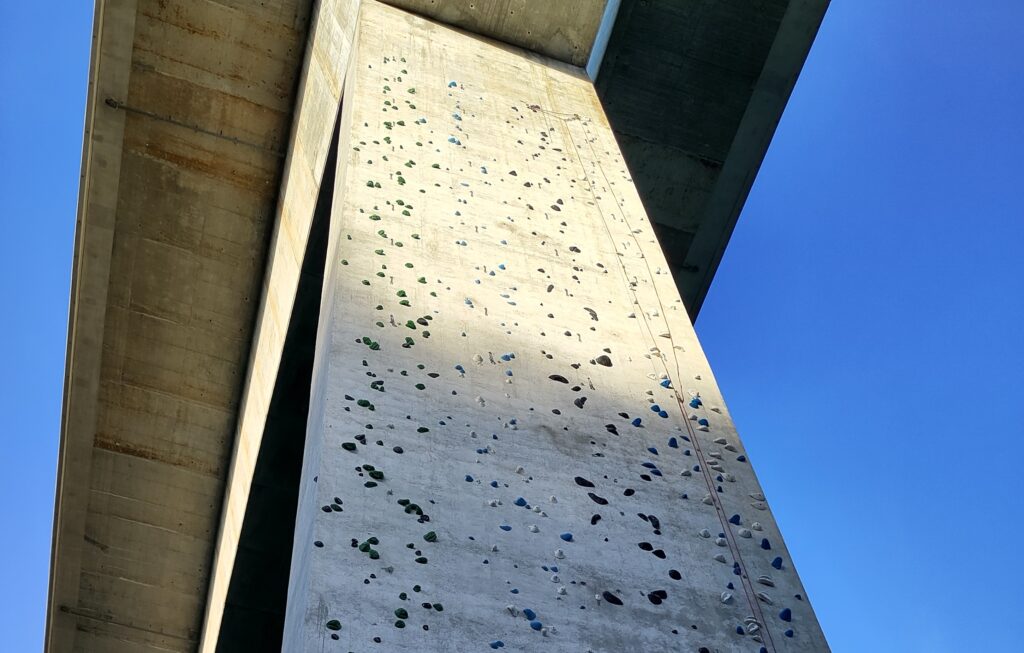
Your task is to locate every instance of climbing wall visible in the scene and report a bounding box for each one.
[284,3,828,652]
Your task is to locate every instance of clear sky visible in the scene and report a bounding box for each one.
[1,1,1022,651]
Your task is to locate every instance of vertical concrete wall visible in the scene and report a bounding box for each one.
[286,3,828,651]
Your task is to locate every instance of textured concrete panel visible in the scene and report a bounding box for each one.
[381,0,608,67]
[286,4,827,651]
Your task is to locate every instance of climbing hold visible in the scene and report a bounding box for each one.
[601,591,623,606]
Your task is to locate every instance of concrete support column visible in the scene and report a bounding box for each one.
[286,3,827,651]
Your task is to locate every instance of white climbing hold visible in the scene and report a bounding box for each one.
[751,522,763,531]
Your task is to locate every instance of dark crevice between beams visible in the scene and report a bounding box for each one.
[215,114,340,653]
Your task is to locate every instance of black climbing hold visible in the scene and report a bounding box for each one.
[602,591,623,606]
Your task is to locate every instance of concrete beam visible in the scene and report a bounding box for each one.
[197,2,362,650]
[380,0,608,67]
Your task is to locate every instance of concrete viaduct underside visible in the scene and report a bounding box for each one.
[47,1,826,651]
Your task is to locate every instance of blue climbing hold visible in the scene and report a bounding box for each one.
[642,462,657,469]
[500,524,512,532]
[489,640,505,649]
[668,437,679,448]
[737,455,747,462]
[529,620,542,631]
[559,532,573,542]
[455,364,465,373]
[465,475,474,482]
[631,418,642,427]
[523,608,536,620]
[698,418,709,426]
[448,81,458,88]
[761,538,771,550]
[514,497,528,507]
[771,556,783,570]
[490,480,499,488]
[650,404,661,413]
[660,379,672,388]
[779,608,792,622]
[729,514,741,525]
[784,629,794,638]
[647,447,659,455]
[689,397,702,408]
[659,410,669,418]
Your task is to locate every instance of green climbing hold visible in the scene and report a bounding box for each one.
[395,608,409,619]
[342,442,357,451]
[326,619,342,631]
[423,531,437,542]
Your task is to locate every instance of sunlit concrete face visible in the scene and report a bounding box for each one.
[285,3,827,651]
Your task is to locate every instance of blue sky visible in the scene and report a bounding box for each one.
[2,1,1022,651]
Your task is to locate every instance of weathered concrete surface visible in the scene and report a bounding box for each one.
[597,0,829,315]
[47,1,313,651]
[381,0,608,67]
[286,3,828,651]
[196,2,362,650]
